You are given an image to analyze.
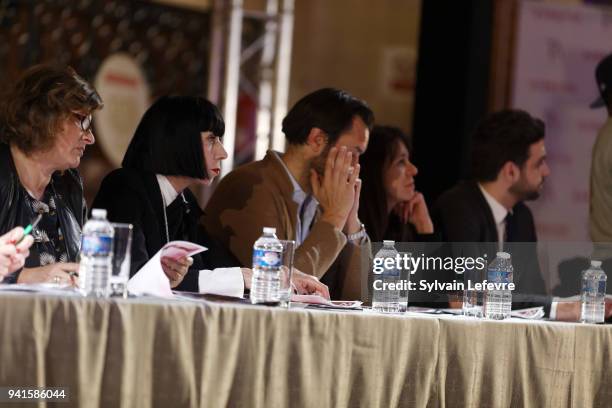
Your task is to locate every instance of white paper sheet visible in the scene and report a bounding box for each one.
[127,241,207,298]
[291,294,363,309]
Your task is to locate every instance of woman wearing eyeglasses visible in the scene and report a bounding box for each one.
[0,64,103,284]
[92,96,328,297]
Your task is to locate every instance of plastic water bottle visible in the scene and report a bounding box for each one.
[250,227,283,305]
[78,209,114,297]
[398,252,411,312]
[581,260,607,324]
[484,252,513,320]
[372,240,401,313]
[462,262,485,318]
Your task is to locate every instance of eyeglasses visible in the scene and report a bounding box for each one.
[74,113,93,133]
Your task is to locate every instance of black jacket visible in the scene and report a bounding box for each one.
[432,180,550,311]
[91,168,239,292]
[0,143,86,282]
[433,181,538,242]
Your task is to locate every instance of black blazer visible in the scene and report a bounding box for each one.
[432,181,550,311]
[433,181,538,242]
[92,168,239,292]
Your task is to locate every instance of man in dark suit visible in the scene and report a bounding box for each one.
[432,109,600,320]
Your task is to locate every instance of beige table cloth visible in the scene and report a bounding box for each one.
[0,292,610,408]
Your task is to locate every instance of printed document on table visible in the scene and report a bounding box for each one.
[127,241,207,298]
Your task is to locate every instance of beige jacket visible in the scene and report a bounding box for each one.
[590,117,612,244]
[203,151,370,300]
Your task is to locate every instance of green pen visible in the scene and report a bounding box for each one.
[17,213,43,244]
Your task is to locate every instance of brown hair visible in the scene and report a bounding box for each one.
[0,64,103,154]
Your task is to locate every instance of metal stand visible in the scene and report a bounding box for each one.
[207,0,294,178]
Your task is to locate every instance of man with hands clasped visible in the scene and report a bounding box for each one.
[204,88,373,300]
[311,145,363,243]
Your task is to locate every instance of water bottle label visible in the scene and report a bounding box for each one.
[381,258,400,277]
[81,235,112,255]
[253,249,281,268]
[487,269,512,284]
[583,280,606,295]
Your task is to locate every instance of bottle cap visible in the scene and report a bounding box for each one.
[383,240,395,246]
[263,227,276,234]
[496,252,511,259]
[591,260,602,268]
[91,208,107,219]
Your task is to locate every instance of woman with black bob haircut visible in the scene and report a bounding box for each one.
[93,96,329,297]
[358,125,434,242]
[92,95,247,293]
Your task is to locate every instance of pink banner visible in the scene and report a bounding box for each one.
[512,0,612,241]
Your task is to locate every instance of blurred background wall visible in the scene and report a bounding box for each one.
[289,0,421,133]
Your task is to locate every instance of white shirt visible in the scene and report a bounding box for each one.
[197,268,244,298]
[156,175,244,297]
[156,174,180,207]
[478,183,509,252]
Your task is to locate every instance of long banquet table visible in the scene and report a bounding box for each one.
[0,292,610,408]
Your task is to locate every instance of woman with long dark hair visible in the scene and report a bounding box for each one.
[358,125,433,242]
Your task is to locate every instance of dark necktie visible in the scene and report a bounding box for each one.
[504,212,514,243]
